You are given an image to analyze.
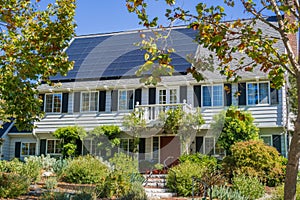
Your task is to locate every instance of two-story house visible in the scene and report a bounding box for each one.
[0,17,291,165]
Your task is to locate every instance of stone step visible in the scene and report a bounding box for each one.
[144,188,177,199]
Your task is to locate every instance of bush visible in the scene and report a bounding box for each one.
[53,158,69,179]
[120,181,147,200]
[166,160,208,197]
[223,140,286,186]
[109,152,139,173]
[272,183,300,200]
[45,177,58,190]
[62,155,108,184]
[211,185,248,200]
[232,174,265,200]
[179,153,218,168]
[0,172,30,198]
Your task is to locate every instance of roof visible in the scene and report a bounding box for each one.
[51,27,198,82]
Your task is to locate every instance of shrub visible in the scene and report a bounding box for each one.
[109,152,139,173]
[120,181,147,200]
[223,140,286,186]
[166,160,208,197]
[24,156,43,182]
[211,185,248,200]
[0,172,30,198]
[62,155,108,184]
[179,153,218,168]
[45,177,58,190]
[272,183,300,200]
[232,174,265,200]
[53,158,69,179]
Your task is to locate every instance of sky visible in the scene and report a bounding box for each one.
[72,0,254,36]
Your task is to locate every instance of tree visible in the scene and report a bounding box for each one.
[212,106,259,155]
[0,0,75,130]
[53,126,86,158]
[126,1,299,199]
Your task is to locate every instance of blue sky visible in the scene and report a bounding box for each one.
[39,1,257,35]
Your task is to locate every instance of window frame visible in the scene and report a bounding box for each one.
[80,91,99,112]
[201,84,224,107]
[156,87,179,105]
[21,142,36,156]
[44,93,62,113]
[118,89,134,111]
[119,138,135,154]
[46,139,62,155]
[246,82,270,106]
[260,135,273,146]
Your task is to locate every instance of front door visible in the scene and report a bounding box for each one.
[160,136,180,167]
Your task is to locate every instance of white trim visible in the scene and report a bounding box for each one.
[46,139,62,155]
[201,84,224,107]
[80,91,99,112]
[44,93,63,113]
[21,142,37,156]
[246,81,270,106]
[118,89,135,111]
[156,86,179,105]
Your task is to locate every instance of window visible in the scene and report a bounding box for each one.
[81,92,98,112]
[21,143,36,156]
[45,93,62,113]
[261,135,272,146]
[47,140,62,154]
[119,139,135,153]
[202,85,223,107]
[204,137,215,155]
[247,82,269,105]
[118,90,134,110]
[152,137,159,163]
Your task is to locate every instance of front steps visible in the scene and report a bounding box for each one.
[143,174,177,199]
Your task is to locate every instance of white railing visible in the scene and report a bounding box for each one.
[135,100,194,123]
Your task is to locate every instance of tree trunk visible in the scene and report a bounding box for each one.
[284,75,300,200]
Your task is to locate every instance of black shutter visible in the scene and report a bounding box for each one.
[273,135,282,154]
[128,90,134,110]
[73,92,81,112]
[224,84,232,106]
[111,90,118,111]
[196,137,203,153]
[76,139,83,156]
[193,85,201,107]
[39,94,45,111]
[271,87,279,105]
[148,88,156,104]
[62,93,69,113]
[99,91,106,112]
[15,142,21,158]
[139,138,146,160]
[180,86,187,103]
[40,139,47,155]
[134,88,142,106]
[238,83,246,106]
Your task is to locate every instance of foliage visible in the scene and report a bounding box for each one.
[53,158,69,179]
[166,160,209,196]
[119,181,147,200]
[0,0,75,130]
[0,172,30,198]
[25,154,56,172]
[109,152,139,173]
[211,185,248,200]
[53,126,87,157]
[45,177,58,190]
[62,155,108,184]
[232,174,265,200]
[223,140,286,186]
[272,183,300,200]
[90,125,121,147]
[212,106,259,154]
[179,153,218,168]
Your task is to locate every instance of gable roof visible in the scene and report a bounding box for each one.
[51,27,198,82]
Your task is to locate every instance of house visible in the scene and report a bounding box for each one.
[0,17,292,165]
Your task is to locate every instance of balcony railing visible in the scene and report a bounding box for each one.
[135,100,194,123]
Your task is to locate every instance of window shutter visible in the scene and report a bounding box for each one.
[224,83,232,106]
[148,88,156,105]
[99,91,106,112]
[111,90,118,111]
[73,92,81,112]
[273,135,282,154]
[238,83,246,106]
[180,86,187,103]
[138,138,146,160]
[40,139,47,155]
[196,136,203,153]
[270,87,279,105]
[15,142,21,158]
[193,85,201,107]
[134,88,142,106]
[62,93,69,113]
[128,90,134,110]
[39,94,45,111]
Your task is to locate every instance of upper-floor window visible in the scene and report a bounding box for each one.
[45,93,62,113]
[81,91,98,112]
[247,82,269,105]
[158,88,178,104]
[119,90,134,110]
[202,85,223,107]
[21,142,36,156]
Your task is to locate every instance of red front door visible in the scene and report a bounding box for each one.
[160,136,180,167]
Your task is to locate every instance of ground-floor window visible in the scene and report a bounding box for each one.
[21,142,36,156]
[152,137,159,163]
[119,138,135,153]
[47,140,62,155]
[261,135,272,146]
[196,136,225,156]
